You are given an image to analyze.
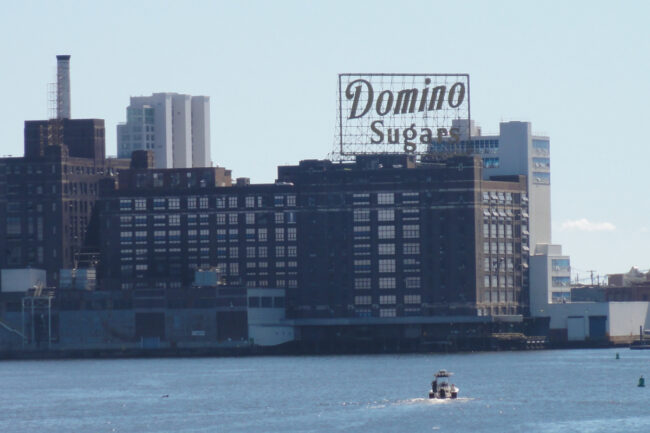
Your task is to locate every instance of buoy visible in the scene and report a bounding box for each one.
[616,353,620,359]
[638,376,645,388]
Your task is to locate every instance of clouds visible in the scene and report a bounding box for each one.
[559,218,616,232]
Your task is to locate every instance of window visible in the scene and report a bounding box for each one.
[355,296,372,305]
[378,225,395,239]
[154,215,166,226]
[288,246,297,257]
[258,228,268,242]
[228,213,238,225]
[229,263,239,276]
[135,231,147,243]
[230,247,239,258]
[168,214,180,226]
[379,277,395,289]
[247,246,256,258]
[355,278,371,289]
[245,213,255,225]
[275,246,285,257]
[379,295,396,305]
[135,199,146,211]
[274,195,284,207]
[380,309,396,317]
[403,243,420,255]
[354,226,371,237]
[216,229,226,241]
[379,259,395,273]
[245,196,255,208]
[153,198,165,210]
[286,195,296,206]
[402,192,419,204]
[552,259,570,271]
[120,199,132,211]
[352,193,370,205]
[168,198,180,210]
[287,227,297,241]
[275,212,284,224]
[552,276,570,287]
[405,277,421,288]
[354,259,371,273]
[215,197,225,209]
[258,246,268,258]
[404,295,421,304]
[403,225,419,238]
[216,213,226,225]
[275,228,285,241]
[378,244,395,255]
[187,197,197,209]
[167,230,180,243]
[353,208,370,222]
[199,229,209,241]
[354,244,371,256]
[200,197,209,209]
[377,209,394,222]
[377,193,394,205]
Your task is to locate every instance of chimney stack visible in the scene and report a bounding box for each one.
[56,55,71,119]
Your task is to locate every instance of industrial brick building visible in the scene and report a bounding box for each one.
[97,154,529,321]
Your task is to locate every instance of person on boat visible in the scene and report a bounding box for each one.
[431,379,437,393]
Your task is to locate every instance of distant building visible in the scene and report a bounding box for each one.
[0,55,129,287]
[435,120,555,314]
[117,93,211,169]
[439,120,551,250]
[529,244,571,313]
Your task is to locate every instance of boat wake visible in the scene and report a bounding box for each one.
[398,397,474,405]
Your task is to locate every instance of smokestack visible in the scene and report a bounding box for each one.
[56,55,71,119]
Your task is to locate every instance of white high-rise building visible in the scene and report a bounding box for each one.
[117,93,211,168]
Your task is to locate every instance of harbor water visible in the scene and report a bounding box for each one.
[1,348,649,432]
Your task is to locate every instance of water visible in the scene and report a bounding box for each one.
[1,349,649,433]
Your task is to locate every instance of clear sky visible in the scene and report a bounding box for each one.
[1,0,648,280]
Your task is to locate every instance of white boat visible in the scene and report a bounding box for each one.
[428,369,459,399]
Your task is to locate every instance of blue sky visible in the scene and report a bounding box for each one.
[1,0,648,279]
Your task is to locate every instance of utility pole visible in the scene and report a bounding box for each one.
[587,270,596,286]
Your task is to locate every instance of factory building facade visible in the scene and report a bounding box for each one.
[97,154,529,320]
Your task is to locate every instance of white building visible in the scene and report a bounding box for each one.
[117,93,211,169]
[529,244,571,314]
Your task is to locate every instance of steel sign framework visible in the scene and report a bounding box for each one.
[337,73,471,157]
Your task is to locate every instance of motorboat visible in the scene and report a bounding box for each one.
[428,369,459,399]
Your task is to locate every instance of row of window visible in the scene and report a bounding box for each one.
[354,225,420,239]
[354,276,421,289]
[352,243,420,256]
[119,194,297,211]
[119,227,298,243]
[354,294,422,305]
[352,192,418,206]
[120,212,297,227]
